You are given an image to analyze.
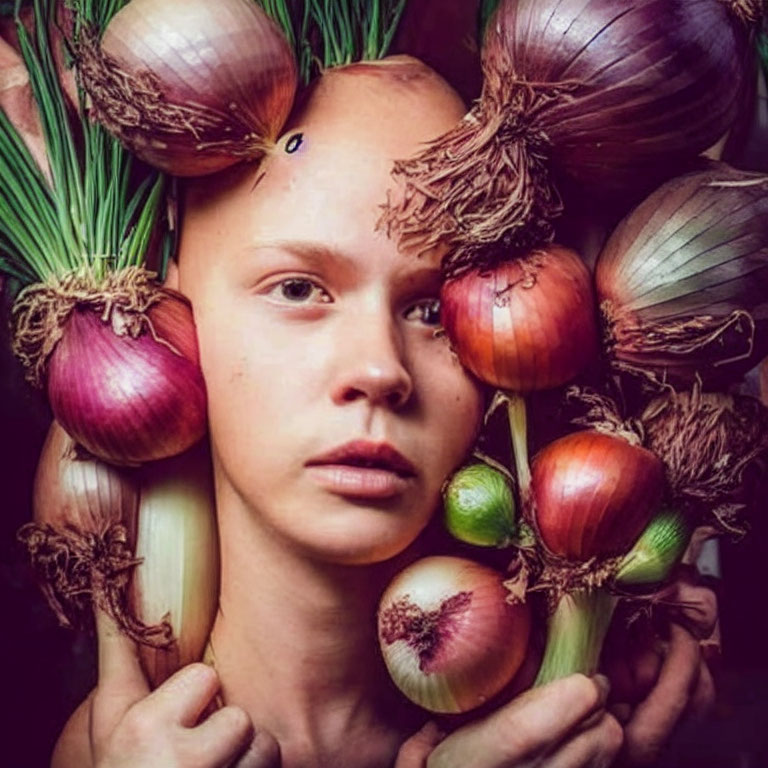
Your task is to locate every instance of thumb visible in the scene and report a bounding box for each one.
[394,721,446,768]
[90,608,152,745]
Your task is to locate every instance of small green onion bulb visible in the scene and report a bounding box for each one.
[443,463,517,547]
[615,508,691,586]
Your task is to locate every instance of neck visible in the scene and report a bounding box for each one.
[209,482,425,768]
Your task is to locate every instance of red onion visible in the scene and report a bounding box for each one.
[77,0,298,176]
[529,429,665,685]
[23,277,208,466]
[595,165,768,388]
[378,556,530,713]
[441,244,598,501]
[531,430,664,562]
[381,0,759,274]
[441,245,597,392]
[17,421,172,646]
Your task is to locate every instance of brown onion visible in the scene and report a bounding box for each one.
[378,556,530,713]
[441,244,598,500]
[77,0,297,176]
[531,431,664,562]
[441,244,597,392]
[17,421,172,646]
[596,165,768,388]
[41,284,207,466]
[382,0,758,274]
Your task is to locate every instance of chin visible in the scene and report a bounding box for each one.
[299,511,430,566]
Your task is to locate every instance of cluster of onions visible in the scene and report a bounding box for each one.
[380,0,759,275]
[377,556,531,713]
[19,422,218,685]
[1,0,208,466]
[76,0,298,176]
[596,165,768,389]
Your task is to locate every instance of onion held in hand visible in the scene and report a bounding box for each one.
[531,431,664,561]
[17,421,172,646]
[530,430,665,685]
[378,556,530,714]
[77,0,298,176]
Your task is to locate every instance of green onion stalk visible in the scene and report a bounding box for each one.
[533,507,692,686]
[1,0,206,466]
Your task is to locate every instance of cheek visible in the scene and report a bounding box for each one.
[418,356,484,474]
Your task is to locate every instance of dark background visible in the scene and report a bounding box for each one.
[3,1,768,766]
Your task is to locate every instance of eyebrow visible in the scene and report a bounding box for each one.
[244,240,443,287]
[245,240,357,271]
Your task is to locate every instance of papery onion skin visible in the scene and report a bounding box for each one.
[80,0,298,176]
[490,0,753,191]
[378,556,530,714]
[440,245,598,392]
[596,166,768,387]
[382,0,757,274]
[18,421,171,647]
[531,431,665,562]
[130,443,219,688]
[46,289,207,466]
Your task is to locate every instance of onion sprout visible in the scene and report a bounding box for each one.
[0,0,166,288]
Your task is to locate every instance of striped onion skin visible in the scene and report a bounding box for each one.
[83,0,297,176]
[531,431,664,561]
[492,0,753,190]
[440,245,598,393]
[382,0,757,274]
[378,556,530,714]
[47,290,207,465]
[596,166,768,386]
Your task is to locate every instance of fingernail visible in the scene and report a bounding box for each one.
[592,673,611,699]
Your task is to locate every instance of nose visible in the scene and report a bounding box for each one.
[330,315,414,410]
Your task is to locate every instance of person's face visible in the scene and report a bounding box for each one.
[177,62,483,565]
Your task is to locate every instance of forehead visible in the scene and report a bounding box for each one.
[180,60,465,275]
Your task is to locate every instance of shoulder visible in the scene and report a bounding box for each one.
[51,690,94,768]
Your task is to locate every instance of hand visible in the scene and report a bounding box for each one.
[90,610,280,768]
[395,674,623,768]
[602,575,718,766]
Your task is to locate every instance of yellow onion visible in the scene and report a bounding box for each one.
[77,0,298,176]
[17,421,172,646]
[129,443,219,687]
[596,165,768,388]
[378,556,530,713]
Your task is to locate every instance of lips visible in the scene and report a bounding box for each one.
[306,441,416,478]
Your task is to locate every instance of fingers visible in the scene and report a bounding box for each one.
[543,712,624,768]
[622,623,701,765]
[427,674,611,768]
[687,658,715,721]
[91,609,152,750]
[143,663,222,727]
[395,722,445,768]
[183,704,253,767]
[231,729,281,768]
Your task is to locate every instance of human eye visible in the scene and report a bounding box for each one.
[264,277,331,304]
[404,297,442,327]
